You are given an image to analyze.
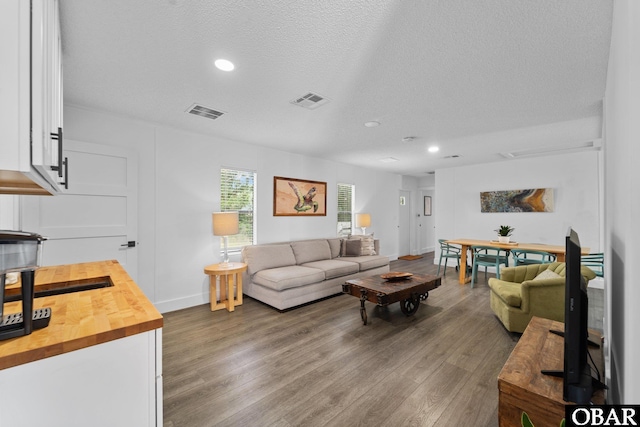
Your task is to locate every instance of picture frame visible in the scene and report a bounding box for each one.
[424,196,432,216]
[273,176,327,216]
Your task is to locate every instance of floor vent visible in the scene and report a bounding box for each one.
[290,92,330,110]
[186,104,226,120]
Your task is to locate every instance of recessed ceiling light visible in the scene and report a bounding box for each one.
[364,121,380,127]
[214,59,235,71]
[428,146,440,153]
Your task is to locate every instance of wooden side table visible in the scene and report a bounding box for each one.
[498,316,605,426]
[203,262,247,312]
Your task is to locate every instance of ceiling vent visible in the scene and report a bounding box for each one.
[186,103,226,120]
[379,157,399,163]
[443,155,461,159]
[290,92,330,110]
[499,140,601,159]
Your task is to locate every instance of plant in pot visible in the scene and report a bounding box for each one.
[495,225,514,243]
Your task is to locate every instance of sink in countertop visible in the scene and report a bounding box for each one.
[3,276,114,302]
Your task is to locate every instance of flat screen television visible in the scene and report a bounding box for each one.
[542,227,604,403]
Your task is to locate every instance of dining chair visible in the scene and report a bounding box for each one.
[581,252,604,277]
[511,249,556,266]
[471,245,510,288]
[437,239,461,276]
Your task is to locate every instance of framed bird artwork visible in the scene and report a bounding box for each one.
[273,176,327,216]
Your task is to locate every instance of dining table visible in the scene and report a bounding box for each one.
[445,238,590,284]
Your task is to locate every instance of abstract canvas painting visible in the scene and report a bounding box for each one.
[480,188,554,213]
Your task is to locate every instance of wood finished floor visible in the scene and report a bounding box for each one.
[162,254,520,427]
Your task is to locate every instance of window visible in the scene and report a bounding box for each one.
[220,168,256,251]
[337,183,354,237]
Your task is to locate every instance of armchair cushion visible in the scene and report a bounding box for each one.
[490,281,522,307]
[533,269,562,281]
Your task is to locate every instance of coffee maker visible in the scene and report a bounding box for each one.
[0,230,51,341]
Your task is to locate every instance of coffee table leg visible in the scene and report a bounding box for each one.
[360,288,368,325]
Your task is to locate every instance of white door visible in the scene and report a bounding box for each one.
[21,140,138,280]
[398,190,411,256]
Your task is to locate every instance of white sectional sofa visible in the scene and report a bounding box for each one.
[241,237,389,310]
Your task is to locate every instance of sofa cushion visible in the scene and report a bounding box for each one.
[327,238,342,259]
[344,239,362,256]
[291,240,332,265]
[343,255,389,271]
[301,259,360,279]
[252,266,326,291]
[533,269,562,281]
[489,281,522,307]
[343,235,376,256]
[358,235,376,255]
[242,244,296,275]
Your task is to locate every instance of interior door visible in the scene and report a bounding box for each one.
[21,140,138,280]
[398,190,411,256]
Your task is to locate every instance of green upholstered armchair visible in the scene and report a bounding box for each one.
[488,262,596,333]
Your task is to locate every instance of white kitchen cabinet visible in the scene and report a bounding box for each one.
[0,0,66,195]
[0,330,163,427]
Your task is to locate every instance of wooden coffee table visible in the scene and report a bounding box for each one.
[343,273,441,325]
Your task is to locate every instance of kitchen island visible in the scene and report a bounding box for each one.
[0,260,163,427]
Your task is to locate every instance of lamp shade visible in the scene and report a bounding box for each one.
[355,213,371,228]
[212,212,239,236]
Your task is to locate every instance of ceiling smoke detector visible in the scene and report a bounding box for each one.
[186,104,226,120]
[290,92,330,110]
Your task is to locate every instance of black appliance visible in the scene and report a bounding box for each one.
[0,230,51,341]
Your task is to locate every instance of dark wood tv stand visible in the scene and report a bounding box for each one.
[497,316,605,427]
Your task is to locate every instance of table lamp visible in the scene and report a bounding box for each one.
[212,212,239,267]
[355,213,371,235]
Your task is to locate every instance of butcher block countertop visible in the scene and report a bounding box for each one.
[0,260,163,370]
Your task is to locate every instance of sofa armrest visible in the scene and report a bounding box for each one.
[520,278,565,315]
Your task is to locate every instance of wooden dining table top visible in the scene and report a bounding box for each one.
[445,238,590,284]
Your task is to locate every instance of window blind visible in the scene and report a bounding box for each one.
[220,168,256,250]
[337,183,354,237]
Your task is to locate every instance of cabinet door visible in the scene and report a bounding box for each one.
[31,0,65,190]
[0,332,161,427]
[0,0,30,171]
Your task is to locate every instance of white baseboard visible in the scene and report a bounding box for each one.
[155,293,209,314]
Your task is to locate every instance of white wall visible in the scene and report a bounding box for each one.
[0,195,18,229]
[604,0,640,404]
[62,105,402,312]
[434,150,602,258]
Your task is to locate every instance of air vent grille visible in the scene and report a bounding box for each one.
[290,92,330,110]
[186,104,226,120]
[443,155,461,159]
[499,140,601,159]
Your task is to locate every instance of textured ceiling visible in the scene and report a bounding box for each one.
[60,0,613,176]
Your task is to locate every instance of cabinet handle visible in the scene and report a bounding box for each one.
[50,127,63,178]
[60,157,68,190]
